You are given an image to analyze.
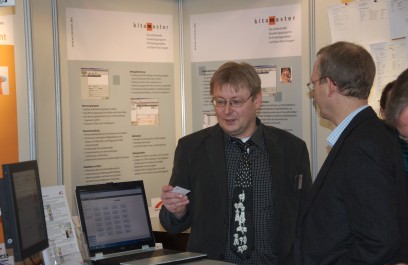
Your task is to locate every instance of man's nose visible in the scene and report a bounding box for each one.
[223,102,233,113]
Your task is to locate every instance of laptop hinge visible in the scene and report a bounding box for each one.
[141,245,150,251]
[95,252,104,259]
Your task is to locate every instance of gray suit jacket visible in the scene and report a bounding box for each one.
[295,107,408,265]
[160,122,312,264]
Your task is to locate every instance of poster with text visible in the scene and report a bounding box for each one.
[190,4,303,138]
[66,8,175,203]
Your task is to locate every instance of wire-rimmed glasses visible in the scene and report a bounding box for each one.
[306,77,326,92]
[211,94,253,108]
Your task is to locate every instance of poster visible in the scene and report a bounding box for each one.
[190,4,303,137]
[66,8,176,202]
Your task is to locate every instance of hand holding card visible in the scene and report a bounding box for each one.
[172,186,191,195]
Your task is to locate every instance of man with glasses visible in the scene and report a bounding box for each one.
[160,61,311,264]
[296,41,408,264]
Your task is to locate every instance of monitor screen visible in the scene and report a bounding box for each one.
[0,160,49,261]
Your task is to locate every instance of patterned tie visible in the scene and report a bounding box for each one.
[230,138,254,259]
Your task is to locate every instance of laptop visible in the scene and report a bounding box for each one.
[75,180,206,265]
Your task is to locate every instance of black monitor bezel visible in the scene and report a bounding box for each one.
[75,180,156,257]
[0,160,49,261]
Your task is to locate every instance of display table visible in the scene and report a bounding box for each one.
[150,217,234,264]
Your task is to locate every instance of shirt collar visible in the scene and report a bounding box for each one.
[327,105,368,147]
[223,118,265,150]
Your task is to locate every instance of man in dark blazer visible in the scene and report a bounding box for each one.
[295,41,408,264]
[160,62,312,264]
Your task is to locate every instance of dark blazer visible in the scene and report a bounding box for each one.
[295,107,408,265]
[160,122,312,264]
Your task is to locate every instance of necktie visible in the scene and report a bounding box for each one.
[230,138,254,259]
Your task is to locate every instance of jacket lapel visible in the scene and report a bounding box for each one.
[205,125,229,213]
[262,126,285,221]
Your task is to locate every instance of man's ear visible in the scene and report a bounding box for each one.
[254,91,262,106]
[327,78,338,97]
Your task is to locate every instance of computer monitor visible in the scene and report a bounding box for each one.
[0,160,49,261]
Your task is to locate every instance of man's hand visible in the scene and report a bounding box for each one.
[161,185,189,220]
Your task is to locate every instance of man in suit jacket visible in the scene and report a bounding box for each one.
[295,41,408,264]
[160,62,312,264]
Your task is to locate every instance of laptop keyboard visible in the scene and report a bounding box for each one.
[92,249,181,265]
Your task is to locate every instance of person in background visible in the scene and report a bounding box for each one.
[385,68,408,178]
[379,80,395,118]
[384,69,408,265]
[295,41,408,264]
[160,61,312,264]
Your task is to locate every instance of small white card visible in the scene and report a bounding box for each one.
[172,186,191,195]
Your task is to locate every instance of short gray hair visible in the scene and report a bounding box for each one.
[317,41,375,99]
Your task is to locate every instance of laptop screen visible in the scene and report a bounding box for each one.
[76,181,156,257]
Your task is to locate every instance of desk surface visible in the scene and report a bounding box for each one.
[83,258,234,265]
[183,259,234,264]
[149,217,232,264]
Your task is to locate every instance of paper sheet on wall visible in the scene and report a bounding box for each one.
[370,39,408,93]
[41,186,83,265]
[369,39,408,113]
[327,2,359,43]
[328,1,390,44]
[356,0,390,43]
[387,0,408,39]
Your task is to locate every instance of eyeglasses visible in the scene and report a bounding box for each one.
[212,94,253,108]
[306,77,326,91]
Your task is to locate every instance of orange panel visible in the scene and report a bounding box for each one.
[0,44,18,247]
[0,44,19,176]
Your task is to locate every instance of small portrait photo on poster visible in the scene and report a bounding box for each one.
[280,67,292,84]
